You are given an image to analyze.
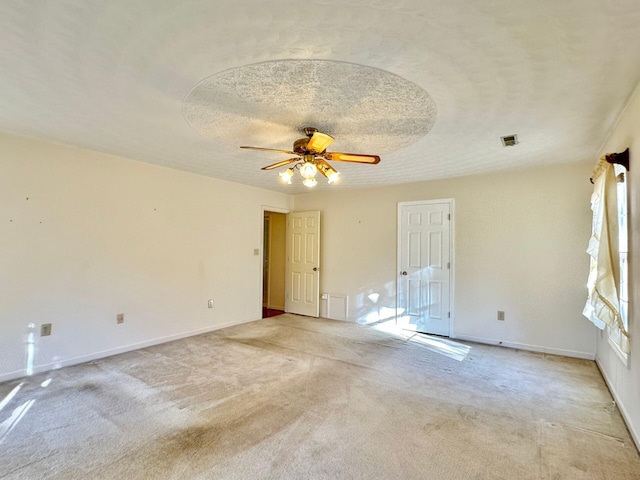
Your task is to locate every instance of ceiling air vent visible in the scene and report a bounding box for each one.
[501,134,518,147]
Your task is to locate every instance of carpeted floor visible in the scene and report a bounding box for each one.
[1,314,639,479]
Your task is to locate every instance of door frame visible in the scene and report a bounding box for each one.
[260,205,290,319]
[396,199,455,336]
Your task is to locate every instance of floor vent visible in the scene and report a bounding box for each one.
[501,134,518,147]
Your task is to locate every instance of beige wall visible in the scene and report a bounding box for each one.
[595,81,640,447]
[0,124,618,416]
[294,160,596,358]
[0,132,292,381]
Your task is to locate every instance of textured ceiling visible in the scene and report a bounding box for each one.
[1,1,640,193]
[183,60,437,154]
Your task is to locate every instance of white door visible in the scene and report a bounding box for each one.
[285,211,320,317]
[397,201,452,336]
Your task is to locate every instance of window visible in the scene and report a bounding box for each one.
[609,164,629,362]
[584,158,630,360]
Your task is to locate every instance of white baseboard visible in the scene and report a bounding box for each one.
[451,334,595,360]
[0,317,258,384]
[596,356,640,453]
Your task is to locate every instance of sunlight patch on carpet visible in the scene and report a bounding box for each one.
[370,319,471,361]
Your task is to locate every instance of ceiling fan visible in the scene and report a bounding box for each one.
[240,127,381,187]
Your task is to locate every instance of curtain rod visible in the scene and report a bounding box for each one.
[589,148,629,184]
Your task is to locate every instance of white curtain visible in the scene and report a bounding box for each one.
[583,158,630,353]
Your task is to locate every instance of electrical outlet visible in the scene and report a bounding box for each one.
[208,299,214,308]
[117,313,124,324]
[41,323,52,336]
[497,311,505,321]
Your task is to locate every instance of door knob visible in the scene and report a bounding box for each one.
[401,271,407,276]
[313,267,319,272]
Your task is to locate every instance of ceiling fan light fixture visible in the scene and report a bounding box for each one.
[316,161,340,183]
[241,127,381,188]
[303,177,318,188]
[299,161,318,179]
[279,168,294,184]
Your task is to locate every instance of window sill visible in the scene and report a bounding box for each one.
[607,333,630,368]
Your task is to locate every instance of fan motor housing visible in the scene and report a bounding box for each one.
[294,137,311,154]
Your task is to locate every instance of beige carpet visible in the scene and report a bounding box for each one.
[1,314,639,479]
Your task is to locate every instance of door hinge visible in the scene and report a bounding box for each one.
[448,312,451,318]
[447,213,451,220]
[447,262,450,269]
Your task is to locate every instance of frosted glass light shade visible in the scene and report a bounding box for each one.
[279,168,294,184]
[299,162,318,179]
[303,178,318,188]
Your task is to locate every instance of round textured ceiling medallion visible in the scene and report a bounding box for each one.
[183,60,437,154]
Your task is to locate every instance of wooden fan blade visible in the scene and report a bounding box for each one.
[241,146,296,155]
[305,132,334,153]
[323,152,381,164]
[261,158,299,170]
